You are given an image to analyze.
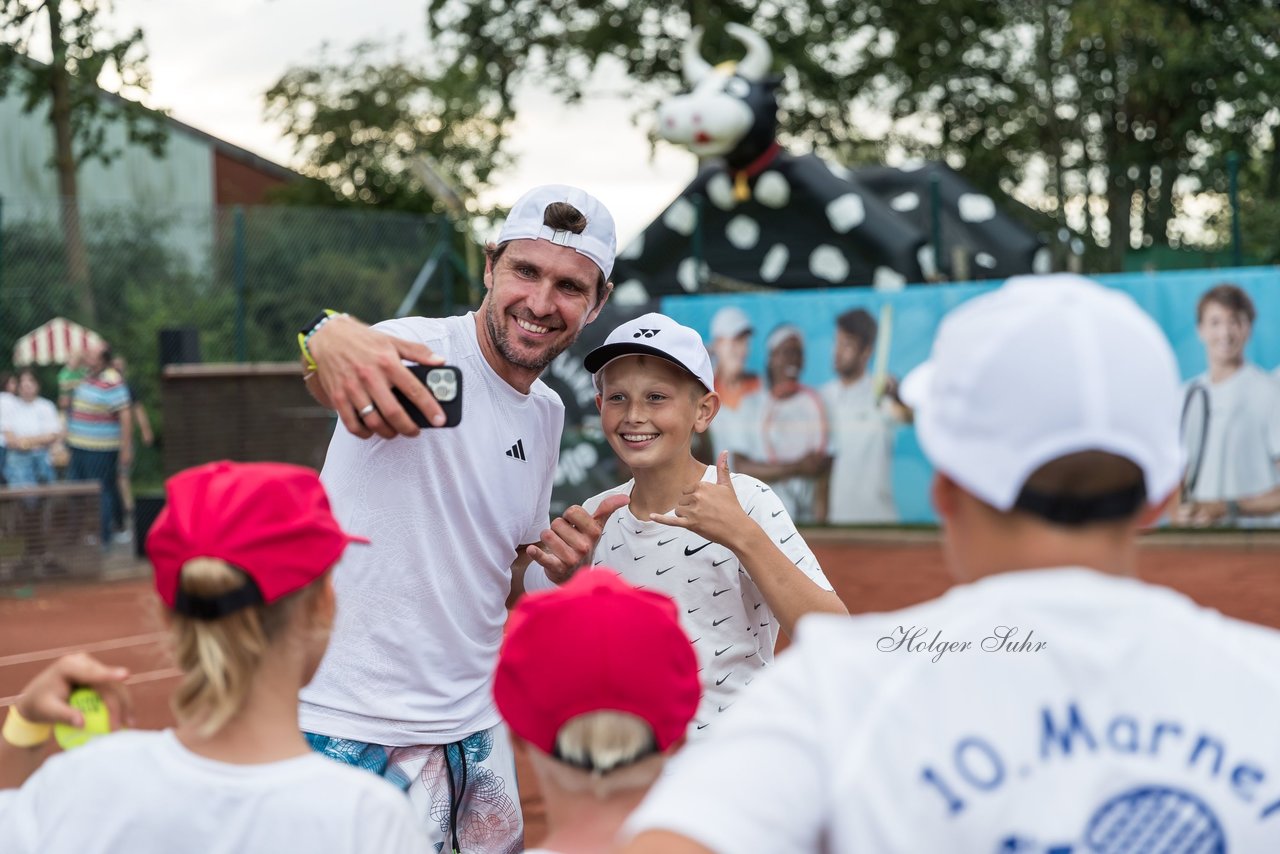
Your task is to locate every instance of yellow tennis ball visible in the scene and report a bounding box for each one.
[53,688,111,750]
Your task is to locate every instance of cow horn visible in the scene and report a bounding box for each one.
[682,26,713,87]
[726,23,771,81]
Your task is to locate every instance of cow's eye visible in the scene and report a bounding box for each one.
[725,77,751,98]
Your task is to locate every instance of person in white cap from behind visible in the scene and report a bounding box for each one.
[620,274,1280,854]
[295,185,629,851]
[730,323,832,523]
[526,312,845,739]
[706,306,760,458]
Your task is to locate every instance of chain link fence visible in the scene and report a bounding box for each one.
[0,196,474,498]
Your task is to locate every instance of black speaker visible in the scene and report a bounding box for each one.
[159,327,201,366]
[134,494,166,559]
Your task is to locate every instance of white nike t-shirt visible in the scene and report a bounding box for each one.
[300,313,564,745]
[1185,364,1280,524]
[0,729,424,853]
[585,466,833,737]
[822,375,898,524]
[627,568,1280,852]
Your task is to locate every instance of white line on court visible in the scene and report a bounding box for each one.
[0,632,167,668]
[0,666,181,706]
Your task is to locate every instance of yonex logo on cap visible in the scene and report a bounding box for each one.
[634,328,661,338]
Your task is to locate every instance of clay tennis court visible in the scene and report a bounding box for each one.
[3,533,1278,846]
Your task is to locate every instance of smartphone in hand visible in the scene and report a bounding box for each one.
[392,365,463,428]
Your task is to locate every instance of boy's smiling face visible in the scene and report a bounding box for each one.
[596,355,718,472]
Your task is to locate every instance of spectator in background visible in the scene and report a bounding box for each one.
[1174,284,1280,527]
[0,372,16,484]
[493,569,700,854]
[822,308,909,524]
[66,343,132,548]
[733,324,831,523]
[706,307,760,458]
[109,356,155,543]
[56,352,87,414]
[2,370,61,487]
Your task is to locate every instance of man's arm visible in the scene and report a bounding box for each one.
[1180,486,1280,525]
[133,401,154,447]
[303,314,447,439]
[116,406,133,470]
[733,450,829,482]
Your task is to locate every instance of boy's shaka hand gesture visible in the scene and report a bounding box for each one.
[651,452,749,552]
[527,494,631,584]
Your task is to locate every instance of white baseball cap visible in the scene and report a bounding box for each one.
[765,323,804,353]
[584,313,716,393]
[900,274,1183,517]
[710,306,753,340]
[496,185,617,281]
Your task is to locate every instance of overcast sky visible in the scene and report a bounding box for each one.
[105,0,694,242]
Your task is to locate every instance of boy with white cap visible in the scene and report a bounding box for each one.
[526,313,845,738]
[621,274,1280,853]
[494,568,700,854]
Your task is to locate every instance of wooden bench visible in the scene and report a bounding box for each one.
[0,482,102,581]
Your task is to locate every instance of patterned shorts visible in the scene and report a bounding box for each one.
[306,723,523,854]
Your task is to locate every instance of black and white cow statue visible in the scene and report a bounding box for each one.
[610,24,1047,301]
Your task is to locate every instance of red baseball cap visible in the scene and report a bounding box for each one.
[494,568,699,761]
[147,461,368,619]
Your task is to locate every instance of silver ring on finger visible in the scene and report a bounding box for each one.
[357,403,376,418]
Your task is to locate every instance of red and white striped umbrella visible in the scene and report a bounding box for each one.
[12,318,104,366]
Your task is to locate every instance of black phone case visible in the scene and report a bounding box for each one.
[392,365,463,428]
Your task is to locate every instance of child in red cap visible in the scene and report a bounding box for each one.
[495,568,700,854]
[0,461,424,853]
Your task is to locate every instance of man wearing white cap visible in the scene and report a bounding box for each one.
[732,323,831,523]
[296,186,626,851]
[622,274,1280,853]
[706,306,760,458]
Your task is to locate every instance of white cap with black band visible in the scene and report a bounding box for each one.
[584,313,716,393]
[496,184,618,281]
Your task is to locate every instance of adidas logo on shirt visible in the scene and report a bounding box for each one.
[505,439,527,462]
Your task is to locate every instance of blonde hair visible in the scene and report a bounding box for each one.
[535,711,665,799]
[168,558,318,737]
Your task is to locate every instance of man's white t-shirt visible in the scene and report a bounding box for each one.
[0,729,424,853]
[0,391,14,447]
[821,375,897,524]
[3,395,60,440]
[1185,364,1280,524]
[300,313,564,745]
[585,466,833,737]
[733,386,828,523]
[628,568,1280,852]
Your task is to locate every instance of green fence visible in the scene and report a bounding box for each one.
[0,197,476,490]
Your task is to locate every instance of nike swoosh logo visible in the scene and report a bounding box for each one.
[712,588,731,597]
[745,504,756,515]
[687,577,700,583]
[712,617,731,626]
[771,509,784,517]
[712,557,732,567]
[754,602,762,609]
[610,543,623,551]
[687,607,700,614]
[658,538,676,546]
[696,723,710,730]
[745,651,758,658]
[633,555,645,561]
[780,532,796,543]
[714,645,732,656]
[656,565,674,575]
[757,485,771,492]
[716,674,731,686]
[718,704,733,713]
[684,542,712,556]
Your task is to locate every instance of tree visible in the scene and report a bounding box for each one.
[0,0,166,323]
[424,0,1280,271]
[264,41,511,217]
